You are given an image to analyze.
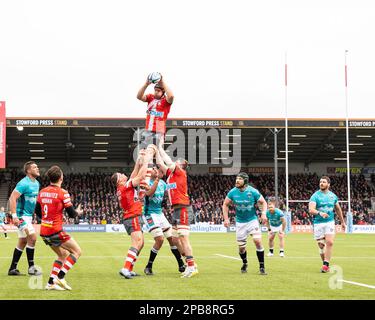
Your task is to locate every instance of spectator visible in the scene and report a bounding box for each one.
[5,170,375,225]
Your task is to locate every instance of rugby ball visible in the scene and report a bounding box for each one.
[148,72,162,84]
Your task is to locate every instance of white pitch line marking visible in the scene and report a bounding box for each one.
[215,254,241,261]
[216,254,375,290]
[215,254,375,260]
[338,280,375,290]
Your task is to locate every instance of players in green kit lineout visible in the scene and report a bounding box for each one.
[8,161,41,276]
[142,165,186,275]
[309,176,346,273]
[223,172,268,275]
[0,207,9,239]
[265,199,286,257]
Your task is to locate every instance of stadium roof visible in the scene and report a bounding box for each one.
[6,126,375,166]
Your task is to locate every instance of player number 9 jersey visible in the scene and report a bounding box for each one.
[37,186,73,236]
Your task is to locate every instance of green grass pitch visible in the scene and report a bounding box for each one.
[0,232,374,300]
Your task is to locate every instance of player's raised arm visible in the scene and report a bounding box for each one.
[335,202,346,231]
[158,76,174,104]
[130,149,146,179]
[132,146,155,187]
[155,148,168,175]
[222,197,232,227]
[129,160,141,180]
[131,155,148,187]
[8,189,21,226]
[157,137,176,172]
[257,195,268,224]
[136,77,151,102]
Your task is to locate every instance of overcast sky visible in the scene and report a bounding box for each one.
[1,0,375,119]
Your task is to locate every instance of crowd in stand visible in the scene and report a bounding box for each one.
[190,173,375,225]
[6,171,124,225]
[3,170,375,225]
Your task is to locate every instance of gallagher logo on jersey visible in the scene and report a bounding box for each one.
[166,183,177,190]
[147,110,164,117]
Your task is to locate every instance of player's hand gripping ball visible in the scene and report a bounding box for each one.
[148,72,162,84]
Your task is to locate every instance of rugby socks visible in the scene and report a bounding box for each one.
[323,261,330,267]
[146,247,159,269]
[130,256,137,272]
[186,256,195,269]
[256,248,265,269]
[4,232,8,238]
[124,247,139,271]
[239,251,247,264]
[170,246,185,267]
[48,260,63,285]
[26,245,35,268]
[57,254,77,279]
[280,249,284,253]
[269,248,274,254]
[9,247,23,271]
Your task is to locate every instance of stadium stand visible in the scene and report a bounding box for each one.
[5,170,375,225]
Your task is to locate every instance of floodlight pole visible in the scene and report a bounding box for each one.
[269,128,282,206]
[284,52,289,214]
[345,50,352,225]
[137,127,141,156]
[67,127,71,166]
[274,128,279,205]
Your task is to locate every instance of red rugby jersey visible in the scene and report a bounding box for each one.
[166,165,190,206]
[37,186,72,236]
[145,94,171,134]
[116,180,143,219]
